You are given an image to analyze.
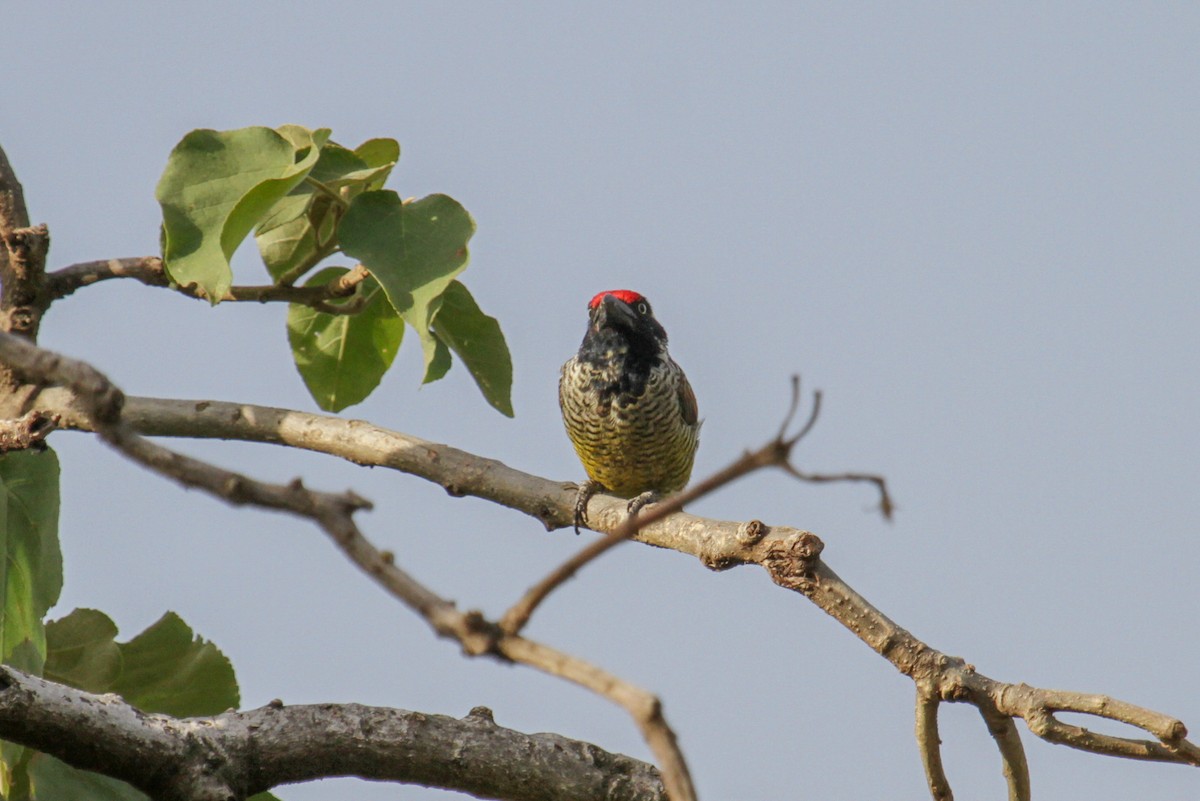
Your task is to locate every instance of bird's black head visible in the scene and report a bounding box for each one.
[575,289,670,401]
[583,289,667,352]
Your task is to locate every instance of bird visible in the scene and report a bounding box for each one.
[559,289,700,532]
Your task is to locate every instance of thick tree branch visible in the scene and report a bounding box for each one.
[0,144,51,344]
[44,256,370,313]
[0,666,665,801]
[8,344,1200,798]
[0,144,29,233]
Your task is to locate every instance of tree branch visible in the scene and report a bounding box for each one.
[915,691,952,801]
[9,344,1200,798]
[977,702,1031,801]
[44,256,370,313]
[500,380,855,635]
[0,666,665,801]
[0,144,51,343]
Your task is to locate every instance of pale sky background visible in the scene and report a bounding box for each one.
[5,3,1199,799]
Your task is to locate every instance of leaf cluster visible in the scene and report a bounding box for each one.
[0,451,272,800]
[157,125,511,415]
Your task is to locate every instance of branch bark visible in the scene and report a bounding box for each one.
[0,143,50,345]
[0,666,665,801]
[44,256,371,313]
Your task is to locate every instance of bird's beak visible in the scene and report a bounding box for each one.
[592,294,638,331]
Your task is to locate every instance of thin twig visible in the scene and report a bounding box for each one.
[780,465,895,520]
[915,690,953,801]
[996,683,1200,764]
[977,702,1031,801]
[45,257,370,312]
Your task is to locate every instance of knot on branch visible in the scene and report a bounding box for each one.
[762,531,823,594]
[458,610,504,658]
[465,706,496,725]
[0,409,58,452]
[7,307,35,335]
[737,519,765,545]
[2,224,49,278]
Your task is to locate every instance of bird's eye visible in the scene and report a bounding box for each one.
[636,302,648,315]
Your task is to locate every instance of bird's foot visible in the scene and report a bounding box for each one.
[626,490,662,520]
[572,479,602,535]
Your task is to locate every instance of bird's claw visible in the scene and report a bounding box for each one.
[626,490,661,519]
[572,479,601,535]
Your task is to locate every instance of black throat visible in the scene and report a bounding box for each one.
[577,325,660,406]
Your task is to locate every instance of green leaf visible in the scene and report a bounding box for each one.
[432,282,514,416]
[339,191,475,380]
[31,612,269,800]
[421,331,453,384]
[255,138,399,282]
[157,125,322,301]
[45,609,122,694]
[0,449,61,796]
[311,142,395,189]
[254,191,327,282]
[27,755,146,801]
[288,267,405,411]
[0,449,62,675]
[275,124,331,155]
[110,612,237,717]
[353,139,401,185]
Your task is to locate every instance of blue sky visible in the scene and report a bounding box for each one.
[5,3,1199,799]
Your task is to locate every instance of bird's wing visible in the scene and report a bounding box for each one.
[672,358,699,426]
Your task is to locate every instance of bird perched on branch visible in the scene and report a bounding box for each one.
[559,289,700,531]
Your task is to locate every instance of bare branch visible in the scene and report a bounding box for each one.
[0,143,30,233]
[996,683,1200,764]
[43,256,167,296]
[915,691,953,801]
[0,666,666,801]
[775,374,821,444]
[44,256,371,312]
[0,145,51,344]
[15,366,1200,796]
[977,702,1031,801]
[780,464,895,520]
